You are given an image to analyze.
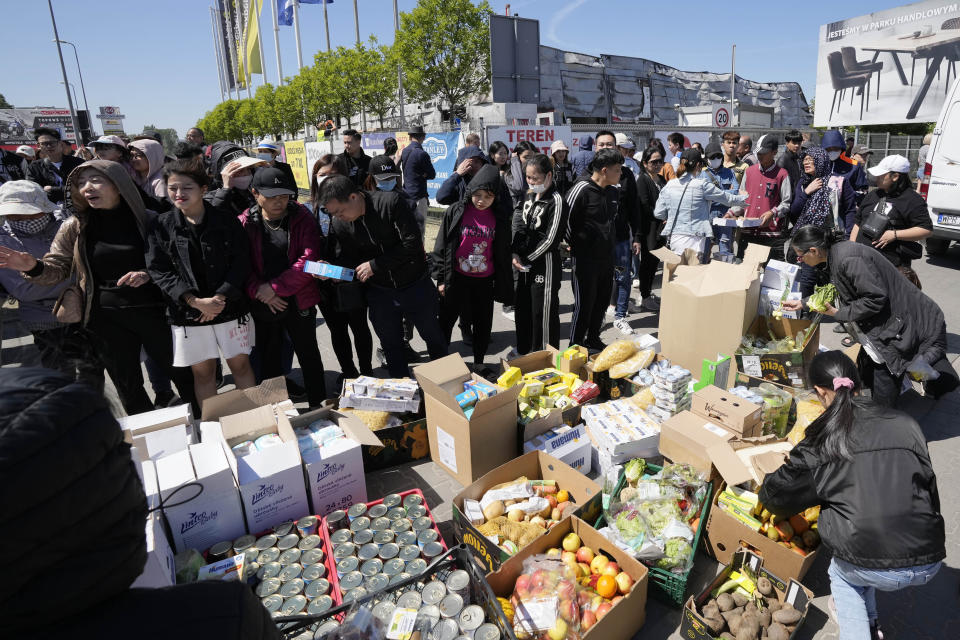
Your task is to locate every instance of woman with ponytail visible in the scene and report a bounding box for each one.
[759,350,944,640]
[784,225,957,407]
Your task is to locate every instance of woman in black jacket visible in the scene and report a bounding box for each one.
[635,146,666,311]
[146,158,255,404]
[784,226,957,407]
[432,164,513,370]
[759,351,944,640]
[512,154,568,354]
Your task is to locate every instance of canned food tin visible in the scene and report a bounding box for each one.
[243,561,260,581]
[277,534,300,551]
[367,503,389,519]
[399,544,421,562]
[234,534,257,553]
[392,518,413,532]
[474,623,501,640]
[298,534,322,551]
[374,530,395,545]
[336,556,359,577]
[417,529,439,548]
[422,541,444,562]
[314,619,340,638]
[403,493,424,509]
[360,558,383,577]
[339,570,364,591]
[349,516,371,532]
[347,503,368,521]
[458,605,484,634]
[241,547,260,565]
[397,531,418,547]
[325,510,348,532]
[382,557,405,576]
[255,534,278,550]
[258,547,281,564]
[358,543,380,561]
[396,591,422,609]
[439,593,464,619]
[342,586,367,603]
[280,578,305,597]
[304,578,330,599]
[302,563,327,582]
[296,516,319,537]
[378,542,400,560]
[382,493,403,509]
[445,569,471,600]
[307,594,333,615]
[256,577,282,597]
[389,572,412,586]
[418,604,441,626]
[407,558,427,575]
[279,548,302,566]
[278,564,303,582]
[412,517,434,532]
[280,594,307,616]
[207,540,233,562]
[370,517,392,533]
[333,542,357,560]
[364,573,389,593]
[352,529,374,545]
[261,594,283,613]
[274,521,296,537]
[330,529,352,545]
[432,618,460,640]
[386,506,407,521]
[406,504,427,520]
[258,561,283,581]
[372,601,396,627]
[300,548,325,566]
[421,580,447,606]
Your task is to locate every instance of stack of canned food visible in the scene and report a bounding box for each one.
[324,492,447,604]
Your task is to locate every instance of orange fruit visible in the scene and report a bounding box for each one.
[596,574,617,599]
[556,489,570,503]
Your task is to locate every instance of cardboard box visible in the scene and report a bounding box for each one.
[501,348,580,442]
[758,286,802,319]
[659,246,769,387]
[485,516,648,638]
[760,259,800,292]
[200,377,289,421]
[132,510,177,588]
[121,405,194,459]
[735,316,820,388]
[691,385,763,438]
[202,404,310,533]
[288,406,382,517]
[584,357,643,401]
[658,411,739,478]
[652,246,701,282]
[414,354,521,486]
[680,548,813,640]
[523,424,592,474]
[361,416,430,471]
[555,345,589,374]
[452,451,601,572]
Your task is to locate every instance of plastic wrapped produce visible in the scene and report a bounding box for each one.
[593,340,637,372]
[510,555,582,640]
[758,383,793,437]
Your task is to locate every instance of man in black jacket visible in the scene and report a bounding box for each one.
[401,125,436,234]
[318,175,448,376]
[339,128,371,188]
[777,129,803,192]
[25,127,83,203]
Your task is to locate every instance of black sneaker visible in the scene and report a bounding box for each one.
[285,377,308,401]
[153,390,176,409]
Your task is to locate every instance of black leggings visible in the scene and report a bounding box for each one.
[255,306,327,406]
[440,273,495,364]
[317,297,373,378]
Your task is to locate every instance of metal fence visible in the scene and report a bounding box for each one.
[857,133,928,171]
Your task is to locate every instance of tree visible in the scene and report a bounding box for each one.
[315,48,363,129]
[141,124,178,154]
[0,93,12,109]
[275,81,305,138]
[354,38,399,128]
[255,84,283,138]
[394,0,492,124]
[236,98,261,145]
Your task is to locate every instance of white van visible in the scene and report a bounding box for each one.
[920,87,960,255]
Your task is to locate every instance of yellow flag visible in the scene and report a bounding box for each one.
[245,0,263,76]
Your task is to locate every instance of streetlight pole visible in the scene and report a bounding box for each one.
[54,39,92,133]
[47,0,82,146]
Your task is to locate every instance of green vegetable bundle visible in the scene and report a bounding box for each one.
[807,283,837,312]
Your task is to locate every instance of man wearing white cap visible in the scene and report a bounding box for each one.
[15,146,35,163]
[256,137,297,192]
[0,181,100,383]
[615,133,641,179]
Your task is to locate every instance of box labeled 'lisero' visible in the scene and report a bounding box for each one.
[303,260,354,281]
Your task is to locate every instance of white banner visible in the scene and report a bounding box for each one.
[815,0,960,126]
[487,125,572,155]
[304,140,334,178]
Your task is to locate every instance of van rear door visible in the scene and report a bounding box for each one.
[927,99,960,228]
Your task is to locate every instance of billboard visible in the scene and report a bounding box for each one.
[0,108,77,145]
[487,125,572,155]
[815,0,960,126]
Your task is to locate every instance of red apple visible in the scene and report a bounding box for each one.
[590,554,609,575]
[531,569,547,591]
[578,591,593,607]
[601,562,620,577]
[581,610,598,631]
[596,602,613,620]
[614,572,633,595]
[611,595,624,606]
[558,597,578,623]
[575,546,595,565]
[557,579,575,601]
[561,550,577,566]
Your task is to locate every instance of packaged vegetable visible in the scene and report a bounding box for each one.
[608,348,656,379]
[788,391,824,445]
[593,340,637,372]
[758,383,793,437]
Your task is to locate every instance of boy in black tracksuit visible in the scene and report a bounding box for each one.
[565,149,623,350]
[512,154,569,354]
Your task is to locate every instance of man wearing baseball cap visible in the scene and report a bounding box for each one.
[0,181,100,383]
[736,135,791,261]
[615,133,641,179]
[256,137,297,191]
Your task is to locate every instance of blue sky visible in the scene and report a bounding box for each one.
[5,0,889,138]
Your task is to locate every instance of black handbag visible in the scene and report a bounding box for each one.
[859,197,890,240]
[332,280,366,313]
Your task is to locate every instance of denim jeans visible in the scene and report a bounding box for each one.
[713,220,735,257]
[828,556,941,639]
[613,240,633,319]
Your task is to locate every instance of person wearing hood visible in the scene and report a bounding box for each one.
[204,141,266,217]
[506,141,538,209]
[571,135,595,178]
[0,160,196,415]
[0,367,280,640]
[702,141,741,260]
[512,154,569,353]
[255,138,297,191]
[432,164,513,369]
[821,130,869,203]
[550,139,574,198]
[436,145,487,206]
[129,139,167,200]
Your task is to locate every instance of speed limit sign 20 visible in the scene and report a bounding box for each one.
[713,105,731,128]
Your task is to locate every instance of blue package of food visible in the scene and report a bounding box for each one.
[455,388,478,409]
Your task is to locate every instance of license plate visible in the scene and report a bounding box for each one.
[938,214,960,226]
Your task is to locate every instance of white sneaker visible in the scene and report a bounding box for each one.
[501,309,515,321]
[606,305,616,318]
[614,318,634,335]
[641,295,661,312]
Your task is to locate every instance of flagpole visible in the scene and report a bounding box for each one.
[353,0,360,45]
[323,0,331,52]
[255,0,268,85]
[271,0,284,85]
[293,0,304,70]
[210,6,226,101]
[393,0,405,127]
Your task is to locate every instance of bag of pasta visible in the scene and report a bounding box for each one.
[592,340,637,372]
[608,349,655,379]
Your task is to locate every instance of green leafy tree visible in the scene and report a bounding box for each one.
[297,64,335,132]
[394,0,492,124]
[354,38,399,129]
[141,124,178,154]
[255,84,283,138]
[0,93,12,109]
[236,98,261,145]
[275,81,305,138]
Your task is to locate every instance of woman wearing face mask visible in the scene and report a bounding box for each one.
[512,154,568,354]
[362,156,403,195]
[759,350,944,640]
[702,141,740,260]
[635,147,667,312]
[146,159,255,404]
[129,139,167,200]
[653,148,748,263]
[506,141,538,209]
[204,141,265,217]
[0,161,196,415]
[789,147,857,297]
[549,140,574,198]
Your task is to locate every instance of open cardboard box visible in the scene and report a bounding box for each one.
[658,410,740,480]
[452,451,601,572]
[735,316,820,388]
[680,548,813,640]
[485,516,649,638]
[691,385,763,438]
[414,354,521,486]
[200,376,289,421]
[120,404,194,460]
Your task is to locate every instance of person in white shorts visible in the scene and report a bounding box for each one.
[146,158,256,403]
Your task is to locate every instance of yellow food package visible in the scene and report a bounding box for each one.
[497,366,522,388]
[519,381,544,398]
[630,386,656,409]
[592,340,637,372]
[561,372,579,389]
[570,377,584,391]
[608,348,656,379]
[538,395,555,409]
[788,392,824,445]
[546,382,569,396]
[522,368,562,386]
[555,395,573,410]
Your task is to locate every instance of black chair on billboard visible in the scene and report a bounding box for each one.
[841,47,883,99]
[827,51,872,120]
[939,18,960,94]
